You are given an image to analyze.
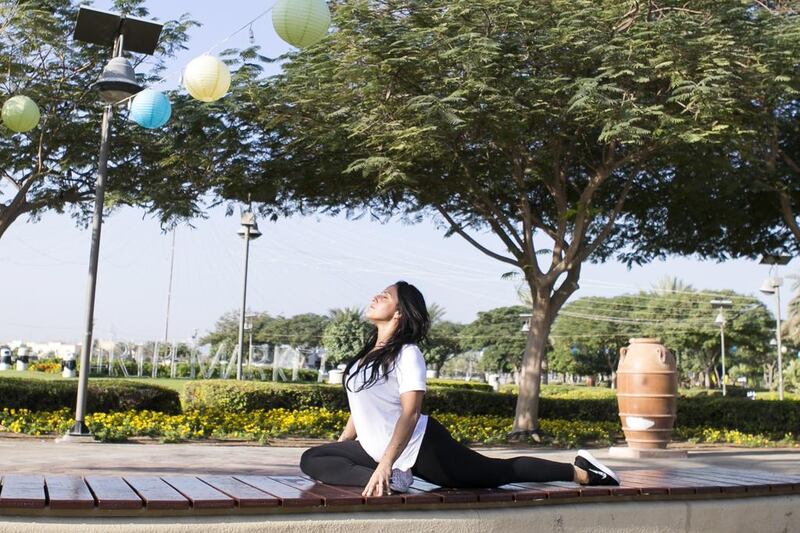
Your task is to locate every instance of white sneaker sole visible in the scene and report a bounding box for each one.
[577,449,620,484]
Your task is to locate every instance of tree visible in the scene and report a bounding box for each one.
[426,320,464,376]
[0,0,263,239]
[321,307,373,365]
[260,313,329,354]
[460,306,528,375]
[550,296,635,386]
[242,0,775,437]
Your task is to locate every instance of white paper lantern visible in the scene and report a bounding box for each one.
[183,55,231,103]
[273,0,331,48]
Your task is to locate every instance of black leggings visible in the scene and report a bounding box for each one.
[300,416,575,488]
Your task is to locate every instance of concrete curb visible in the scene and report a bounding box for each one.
[0,495,797,532]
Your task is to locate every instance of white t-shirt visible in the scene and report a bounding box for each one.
[344,343,429,471]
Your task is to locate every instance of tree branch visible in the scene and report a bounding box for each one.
[434,205,520,267]
[778,189,800,243]
[580,178,635,262]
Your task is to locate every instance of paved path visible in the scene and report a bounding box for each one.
[1,435,798,476]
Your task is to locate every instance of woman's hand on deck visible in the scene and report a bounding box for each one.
[362,461,392,497]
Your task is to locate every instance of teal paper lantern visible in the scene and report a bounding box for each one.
[273,0,331,48]
[129,89,171,129]
[2,95,40,132]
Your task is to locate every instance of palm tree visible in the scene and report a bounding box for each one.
[651,276,695,295]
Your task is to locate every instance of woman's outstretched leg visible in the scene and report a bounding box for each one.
[300,441,378,486]
[412,417,575,488]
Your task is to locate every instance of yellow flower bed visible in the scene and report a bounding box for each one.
[0,407,794,448]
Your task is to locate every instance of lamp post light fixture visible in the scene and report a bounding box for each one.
[236,210,262,381]
[68,8,162,438]
[759,254,792,401]
[710,299,733,396]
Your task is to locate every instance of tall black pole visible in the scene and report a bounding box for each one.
[236,228,251,381]
[70,36,121,436]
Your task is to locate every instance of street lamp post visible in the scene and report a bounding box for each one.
[710,299,733,396]
[68,8,162,437]
[244,314,257,374]
[759,254,792,402]
[236,210,262,380]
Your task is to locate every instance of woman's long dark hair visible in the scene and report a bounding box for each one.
[343,281,430,393]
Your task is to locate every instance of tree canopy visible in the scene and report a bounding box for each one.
[0,0,264,239]
[235,0,797,435]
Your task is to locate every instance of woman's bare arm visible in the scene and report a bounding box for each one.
[338,415,357,442]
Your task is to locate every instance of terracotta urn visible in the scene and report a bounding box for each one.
[616,338,678,449]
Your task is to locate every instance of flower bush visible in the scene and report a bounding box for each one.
[0,406,619,447]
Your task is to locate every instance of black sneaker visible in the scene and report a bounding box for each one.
[574,450,620,486]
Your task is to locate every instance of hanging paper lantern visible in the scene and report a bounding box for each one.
[273,0,331,48]
[183,55,231,103]
[129,89,172,129]
[2,95,40,133]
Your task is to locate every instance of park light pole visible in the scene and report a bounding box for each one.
[710,299,733,396]
[245,313,257,373]
[236,208,261,380]
[68,8,162,437]
[759,254,792,401]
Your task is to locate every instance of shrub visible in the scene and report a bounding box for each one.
[90,362,319,382]
[427,379,492,392]
[181,380,800,438]
[0,377,180,413]
[0,406,621,447]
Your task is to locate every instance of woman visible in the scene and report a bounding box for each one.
[300,281,620,496]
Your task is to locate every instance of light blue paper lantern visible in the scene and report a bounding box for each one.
[129,89,171,129]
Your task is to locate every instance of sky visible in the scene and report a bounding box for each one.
[1,1,798,345]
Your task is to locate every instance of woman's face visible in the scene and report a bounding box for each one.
[366,285,400,323]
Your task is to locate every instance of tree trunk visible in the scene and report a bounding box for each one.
[0,202,27,241]
[510,295,553,438]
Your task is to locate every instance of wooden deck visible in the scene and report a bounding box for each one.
[0,468,798,517]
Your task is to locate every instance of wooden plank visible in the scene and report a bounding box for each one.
[671,469,769,494]
[621,471,700,496]
[161,476,234,509]
[83,476,142,510]
[402,486,443,504]
[617,472,669,495]
[544,481,612,497]
[507,482,580,499]
[469,487,518,503]
[656,469,745,494]
[270,476,364,506]
[45,475,95,510]
[234,475,323,508]
[712,469,799,491]
[198,475,280,508]
[302,481,404,506]
[123,476,190,510]
[410,478,477,503]
[0,475,45,509]
[499,483,549,501]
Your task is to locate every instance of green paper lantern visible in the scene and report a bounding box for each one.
[273,0,331,48]
[183,55,231,103]
[2,95,40,133]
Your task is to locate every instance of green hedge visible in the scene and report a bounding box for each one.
[89,362,319,382]
[0,377,181,414]
[427,379,493,392]
[181,380,800,437]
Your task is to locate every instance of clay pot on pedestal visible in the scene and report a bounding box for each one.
[616,338,678,449]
